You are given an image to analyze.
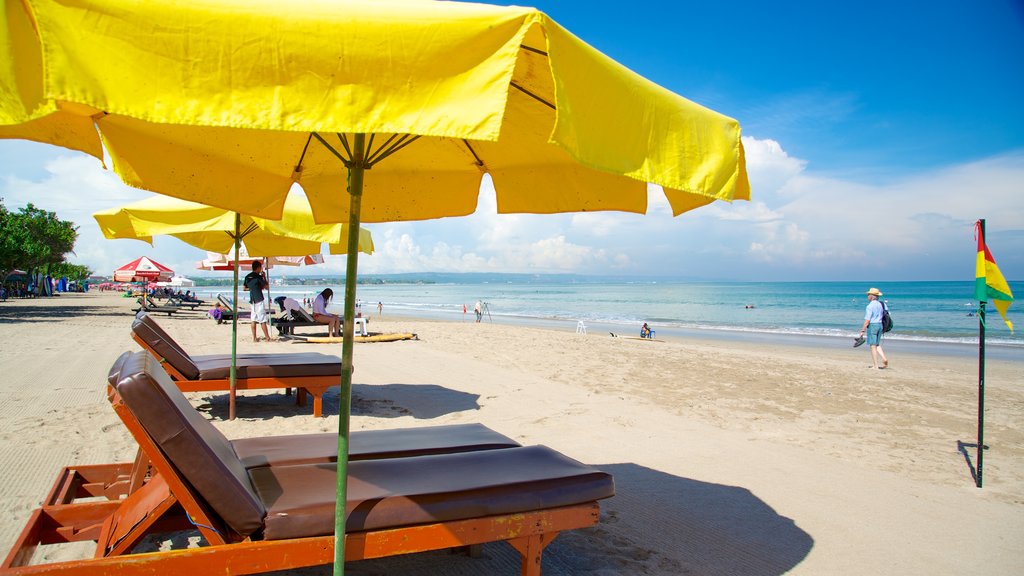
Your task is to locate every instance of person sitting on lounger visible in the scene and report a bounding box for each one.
[274,296,305,320]
[208,302,224,324]
[312,288,341,337]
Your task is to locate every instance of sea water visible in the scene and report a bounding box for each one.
[196,279,1022,359]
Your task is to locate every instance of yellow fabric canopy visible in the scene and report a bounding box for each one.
[2,0,748,223]
[94,193,374,256]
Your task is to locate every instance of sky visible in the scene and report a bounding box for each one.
[2,0,1022,282]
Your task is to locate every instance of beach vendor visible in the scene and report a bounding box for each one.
[312,288,342,337]
[243,260,272,342]
[858,287,889,369]
[640,323,654,339]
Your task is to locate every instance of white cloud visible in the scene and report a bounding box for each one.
[3,138,1023,281]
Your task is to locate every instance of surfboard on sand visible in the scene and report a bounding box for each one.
[281,332,417,343]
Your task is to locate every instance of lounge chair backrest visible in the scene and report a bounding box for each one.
[218,293,235,309]
[108,351,266,536]
[290,306,315,322]
[131,312,201,380]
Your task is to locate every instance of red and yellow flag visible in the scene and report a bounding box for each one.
[975,220,1014,332]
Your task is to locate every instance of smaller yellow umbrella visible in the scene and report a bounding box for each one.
[94,192,373,419]
[94,193,375,257]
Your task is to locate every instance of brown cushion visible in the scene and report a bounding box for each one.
[231,423,521,469]
[250,445,615,540]
[108,351,266,536]
[192,353,341,380]
[132,313,200,380]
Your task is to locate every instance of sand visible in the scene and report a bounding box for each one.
[0,291,1021,575]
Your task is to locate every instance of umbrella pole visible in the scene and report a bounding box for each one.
[264,257,273,333]
[334,133,365,576]
[229,213,241,421]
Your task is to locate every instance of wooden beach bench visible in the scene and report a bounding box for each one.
[1,351,614,575]
[131,312,339,417]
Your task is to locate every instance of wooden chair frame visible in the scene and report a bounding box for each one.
[1,385,603,575]
[132,332,335,417]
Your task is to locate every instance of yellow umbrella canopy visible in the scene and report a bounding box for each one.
[2,0,748,223]
[93,193,375,257]
[2,1,750,572]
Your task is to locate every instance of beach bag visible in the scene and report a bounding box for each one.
[880,302,893,333]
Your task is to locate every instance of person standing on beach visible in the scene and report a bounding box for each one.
[474,300,483,323]
[243,260,272,342]
[377,301,383,317]
[858,287,889,369]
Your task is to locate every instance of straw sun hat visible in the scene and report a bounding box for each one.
[866,287,883,297]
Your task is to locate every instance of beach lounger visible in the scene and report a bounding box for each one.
[167,296,201,309]
[273,304,321,335]
[218,293,237,311]
[1,351,614,575]
[131,312,339,417]
[132,297,180,317]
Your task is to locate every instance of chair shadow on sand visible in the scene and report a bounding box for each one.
[195,382,481,421]
[335,462,813,575]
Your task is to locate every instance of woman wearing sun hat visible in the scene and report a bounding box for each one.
[859,287,889,369]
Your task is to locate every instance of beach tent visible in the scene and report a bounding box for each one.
[1,1,749,572]
[113,257,173,283]
[165,275,195,287]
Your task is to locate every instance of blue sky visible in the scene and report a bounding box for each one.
[2,0,1022,282]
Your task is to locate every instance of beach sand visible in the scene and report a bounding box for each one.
[0,291,1021,574]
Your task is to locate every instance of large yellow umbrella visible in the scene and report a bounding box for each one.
[94,192,374,420]
[3,0,750,571]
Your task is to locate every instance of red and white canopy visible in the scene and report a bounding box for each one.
[113,257,174,283]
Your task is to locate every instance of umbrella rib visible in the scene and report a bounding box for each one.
[239,221,259,239]
[337,133,353,160]
[293,133,314,178]
[510,82,555,110]
[461,139,485,168]
[519,44,548,57]
[364,133,401,164]
[367,135,421,167]
[311,132,352,165]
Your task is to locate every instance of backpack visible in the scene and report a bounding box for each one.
[880,301,893,333]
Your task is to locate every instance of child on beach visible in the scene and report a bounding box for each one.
[208,302,224,324]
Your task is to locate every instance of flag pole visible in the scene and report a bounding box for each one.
[976,218,986,488]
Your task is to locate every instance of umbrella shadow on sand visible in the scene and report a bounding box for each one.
[195,382,481,421]
[0,303,130,323]
[340,462,813,575]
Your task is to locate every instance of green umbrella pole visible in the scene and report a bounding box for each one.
[334,133,365,575]
[229,213,241,421]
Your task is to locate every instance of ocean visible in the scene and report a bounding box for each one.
[195,279,1023,360]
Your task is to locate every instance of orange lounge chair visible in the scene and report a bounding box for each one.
[1,351,615,575]
[131,312,339,416]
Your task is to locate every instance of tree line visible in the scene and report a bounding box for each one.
[0,200,90,286]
